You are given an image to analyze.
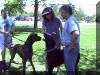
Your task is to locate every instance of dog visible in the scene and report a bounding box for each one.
[44,33,64,75]
[9,33,41,75]
[0,61,8,75]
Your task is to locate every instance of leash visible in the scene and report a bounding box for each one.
[0,35,25,47]
[45,47,56,53]
[45,46,62,53]
[13,36,25,42]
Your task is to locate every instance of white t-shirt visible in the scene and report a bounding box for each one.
[0,16,5,50]
[0,16,15,50]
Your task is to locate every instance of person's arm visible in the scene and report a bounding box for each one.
[41,25,49,35]
[68,30,79,52]
[0,29,9,34]
[68,20,80,52]
[42,25,46,33]
[60,24,63,36]
[42,25,56,35]
[10,25,15,35]
[58,24,63,44]
[10,20,15,36]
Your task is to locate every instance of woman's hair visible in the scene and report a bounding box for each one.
[60,4,73,15]
[42,7,56,21]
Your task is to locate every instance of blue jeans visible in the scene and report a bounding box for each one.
[4,34,14,48]
[64,43,80,75]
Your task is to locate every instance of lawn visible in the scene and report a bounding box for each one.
[0,23,96,75]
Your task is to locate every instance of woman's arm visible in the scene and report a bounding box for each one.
[59,24,63,41]
[42,25,52,35]
[42,25,46,33]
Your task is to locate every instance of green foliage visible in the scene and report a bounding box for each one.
[37,11,42,17]
[51,4,60,16]
[39,0,46,1]
[73,8,87,20]
[90,14,96,22]
[28,12,34,17]
[4,0,25,16]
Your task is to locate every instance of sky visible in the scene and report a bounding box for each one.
[45,0,99,16]
[0,0,99,16]
[71,0,99,16]
[24,0,99,16]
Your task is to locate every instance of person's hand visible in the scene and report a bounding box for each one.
[44,32,56,36]
[51,32,56,35]
[68,45,74,53]
[44,32,51,36]
[10,31,14,36]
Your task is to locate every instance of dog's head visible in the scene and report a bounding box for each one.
[27,33,41,43]
[44,33,56,48]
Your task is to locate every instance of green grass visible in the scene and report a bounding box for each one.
[0,23,96,74]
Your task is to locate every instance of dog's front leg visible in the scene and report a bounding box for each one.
[9,48,16,67]
[22,59,27,75]
[29,58,36,74]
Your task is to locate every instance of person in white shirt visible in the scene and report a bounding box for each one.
[60,5,80,75]
[0,9,18,64]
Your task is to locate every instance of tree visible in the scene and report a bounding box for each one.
[91,14,96,22]
[33,0,38,30]
[73,8,86,21]
[33,0,47,30]
[4,0,25,16]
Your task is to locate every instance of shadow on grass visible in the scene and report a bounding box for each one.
[2,71,96,75]
[15,27,42,33]
[13,27,42,38]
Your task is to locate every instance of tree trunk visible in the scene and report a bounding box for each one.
[33,0,38,30]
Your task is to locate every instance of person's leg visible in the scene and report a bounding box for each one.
[6,36,18,64]
[64,47,76,75]
[0,40,5,61]
[1,50,6,61]
[1,48,7,67]
[75,53,80,75]
[64,44,80,75]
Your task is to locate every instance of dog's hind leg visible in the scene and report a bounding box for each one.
[29,58,36,74]
[22,59,27,75]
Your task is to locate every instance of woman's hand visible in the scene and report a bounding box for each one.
[51,32,56,35]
